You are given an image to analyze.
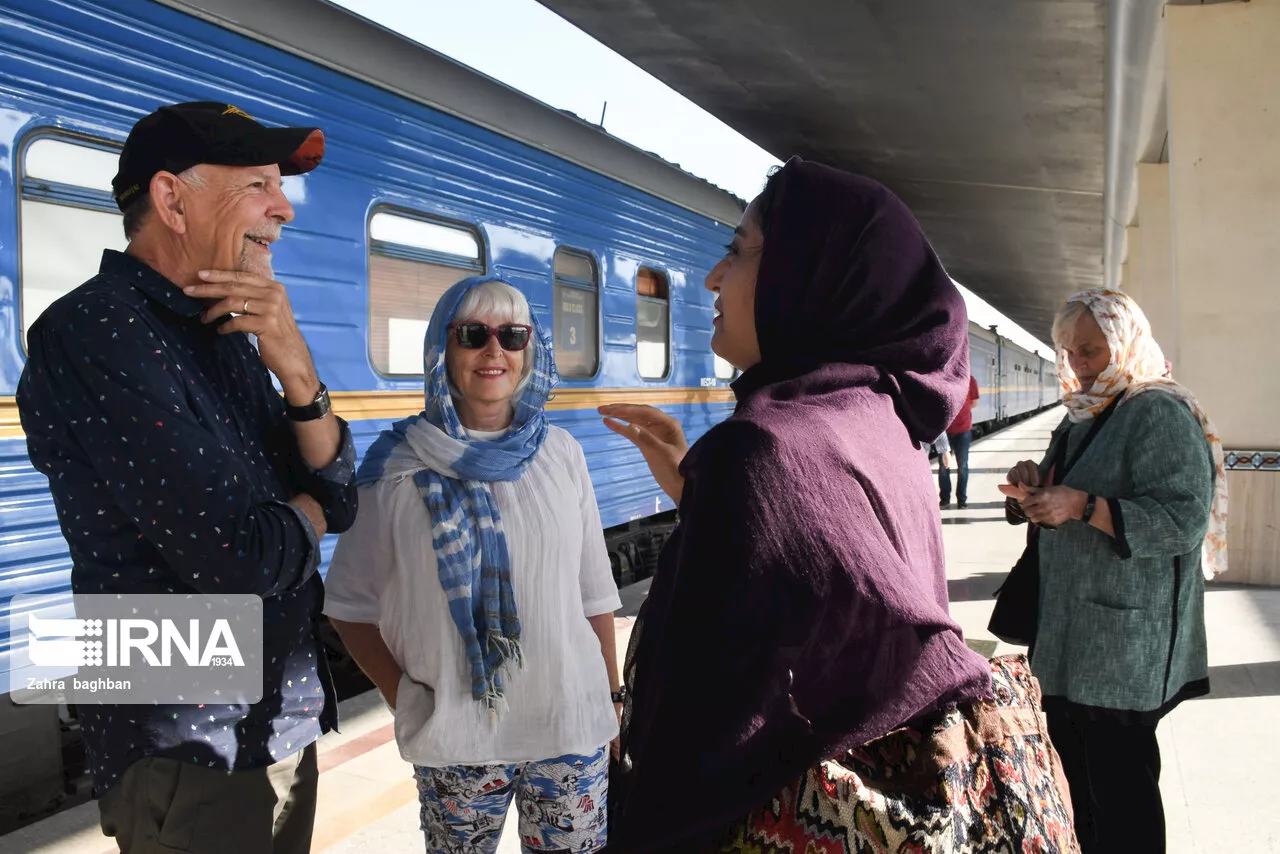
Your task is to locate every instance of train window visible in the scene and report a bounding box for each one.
[367,209,485,376]
[370,213,481,258]
[25,138,118,191]
[552,249,600,379]
[636,267,670,380]
[19,134,126,349]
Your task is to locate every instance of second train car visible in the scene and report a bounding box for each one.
[968,322,1059,436]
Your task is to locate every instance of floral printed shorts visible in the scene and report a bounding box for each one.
[415,746,609,854]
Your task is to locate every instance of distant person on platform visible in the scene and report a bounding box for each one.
[932,431,955,471]
[940,372,980,508]
[16,102,356,853]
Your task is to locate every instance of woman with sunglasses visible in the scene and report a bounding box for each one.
[325,276,622,853]
[1001,290,1221,852]
[599,158,1079,853]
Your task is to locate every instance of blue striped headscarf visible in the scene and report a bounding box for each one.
[357,276,558,711]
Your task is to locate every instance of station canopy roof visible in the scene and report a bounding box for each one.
[538,0,1109,343]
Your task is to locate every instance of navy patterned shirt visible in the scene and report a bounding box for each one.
[16,250,357,795]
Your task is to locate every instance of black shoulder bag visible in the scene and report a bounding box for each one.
[987,395,1123,647]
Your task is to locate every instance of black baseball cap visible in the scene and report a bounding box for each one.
[111,101,325,211]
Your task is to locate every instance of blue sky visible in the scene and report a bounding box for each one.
[330,0,1052,356]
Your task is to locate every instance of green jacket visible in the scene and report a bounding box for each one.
[1030,391,1213,712]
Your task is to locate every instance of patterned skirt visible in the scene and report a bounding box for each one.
[717,655,1079,853]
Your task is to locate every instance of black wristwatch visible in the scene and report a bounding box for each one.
[611,685,628,704]
[1081,493,1097,524]
[285,382,332,422]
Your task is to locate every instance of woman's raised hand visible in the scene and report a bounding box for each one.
[599,404,688,505]
[998,460,1042,502]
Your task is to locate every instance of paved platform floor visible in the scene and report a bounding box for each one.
[4,408,1277,853]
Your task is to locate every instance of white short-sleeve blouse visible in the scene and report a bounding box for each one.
[324,425,622,767]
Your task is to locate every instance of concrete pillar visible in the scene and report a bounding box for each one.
[1123,225,1143,303]
[1136,163,1175,360]
[1167,0,1280,585]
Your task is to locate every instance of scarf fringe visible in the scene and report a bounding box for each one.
[488,633,525,671]
[474,635,525,729]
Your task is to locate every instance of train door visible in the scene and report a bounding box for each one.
[987,354,999,422]
[994,343,1004,422]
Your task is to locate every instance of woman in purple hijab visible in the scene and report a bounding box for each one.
[599,158,1079,853]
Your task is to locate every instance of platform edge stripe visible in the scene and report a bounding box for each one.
[310,777,418,852]
[316,722,396,774]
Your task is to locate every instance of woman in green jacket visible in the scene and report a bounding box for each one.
[1002,288,1227,853]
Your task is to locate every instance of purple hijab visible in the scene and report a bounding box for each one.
[606,159,992,853]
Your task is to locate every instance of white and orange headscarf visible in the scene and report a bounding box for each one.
[1056,288,1227,578]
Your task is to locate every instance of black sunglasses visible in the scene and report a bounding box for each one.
[448,322,533,352]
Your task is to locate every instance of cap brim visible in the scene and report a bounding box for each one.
[214,126,325,176]
[268,127,324,176]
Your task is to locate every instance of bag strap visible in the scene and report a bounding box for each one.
[1048,392,1125,486]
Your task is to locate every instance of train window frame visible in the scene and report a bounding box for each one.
[17,130,126,354]
[551,247,602,381]
[366,206,487,378]
[635,266,672,381]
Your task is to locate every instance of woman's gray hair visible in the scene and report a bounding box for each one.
[1051,299,1095,348]
[447,279,536,401]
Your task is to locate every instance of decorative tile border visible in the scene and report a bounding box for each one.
[1224,450,1280,472]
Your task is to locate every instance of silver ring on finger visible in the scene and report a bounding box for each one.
[243,298,250,315]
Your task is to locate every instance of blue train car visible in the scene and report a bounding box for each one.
[1001,338,1054,423]
[966,322,1058,436]
[969,324,1004,427]
[0,0,744,820]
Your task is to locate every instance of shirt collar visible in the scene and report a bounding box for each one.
[100,249,204,319]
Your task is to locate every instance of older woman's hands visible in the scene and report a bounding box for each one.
[1019,486,1088,529]
[599,404,688,504]
[998,460,1043,502]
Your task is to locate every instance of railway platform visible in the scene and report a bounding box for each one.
[3,408,1277,854]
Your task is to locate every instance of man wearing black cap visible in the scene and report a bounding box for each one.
[16,102,356,852]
